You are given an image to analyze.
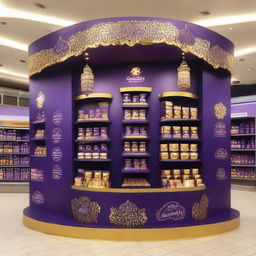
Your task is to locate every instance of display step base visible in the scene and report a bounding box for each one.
[23,207,239,241]
[0,182,29,193]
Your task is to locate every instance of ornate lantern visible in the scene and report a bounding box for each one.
[81,53,94,95]
[177,52,191,90]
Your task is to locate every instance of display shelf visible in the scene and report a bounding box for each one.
[231,177,256,181]
[0,166,29,168]
[231,134,256,137]
[31,138,46,141]
[120,87,152,93]
[122,104,149,108]
[75,120,111,125]
[159,91,198,100]
[0,140,29,142]
[231,149,256,151]
[231,164,256,167]
[75,138,110,143]
[75,93,112,101]
[122,120,149,124]
[122,152,150,157]
[0,153,30,155]
[160,137,201,142]
[30,155,46,158]
[121,186,151,189]
[122,136,148,140]
[74,158,111,162]
[160,159,201,163]
[160,119,200,123]
[0,180,29,182]
[32,120,45,125]
[121,169,150,173]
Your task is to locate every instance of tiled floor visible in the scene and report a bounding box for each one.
[0,189,256,256]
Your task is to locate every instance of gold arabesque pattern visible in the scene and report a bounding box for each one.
[214,102,227,120]
[109,200,147,227]
[28,20,233,77]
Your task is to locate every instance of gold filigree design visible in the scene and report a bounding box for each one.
[192,194,209,221]
[109,200,147,227]
[214,102,227,119]
[71,196,100,223]
[28,20,233,77]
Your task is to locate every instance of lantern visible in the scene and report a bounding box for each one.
[81,56,94,95]
[177,53,191,90]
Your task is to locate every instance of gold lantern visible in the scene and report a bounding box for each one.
[177,53,191,90]
[81,53,94,95]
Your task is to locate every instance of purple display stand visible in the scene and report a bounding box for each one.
[23,17,239,240]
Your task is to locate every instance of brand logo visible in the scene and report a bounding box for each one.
[156,201,186,221]
[215,148,228,159]
[51,128,62,144]
[214,122,227,137]
[216,167,227,180]
[52,147,63,162]
[126,67,145,83]
[52,164,62,180]
[32,191,44,204]
[36,91,45,109]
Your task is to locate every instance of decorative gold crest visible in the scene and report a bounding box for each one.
[130,67,141,76]
[36,91,45,109]
[109,200,148,227]
[71,196,101,223]
[28,20,233,77]
[214,102,227,120]
[192,194,209,221]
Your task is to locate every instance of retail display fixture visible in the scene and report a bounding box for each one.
[231,117,256,186]
[0,121,30,182]
[23,17,239,240]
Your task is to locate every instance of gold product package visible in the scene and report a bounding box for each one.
[183,169,191,175]
[161,101,173,119]
[162,178,168,188]
[170,152,179,160]
[190,152,199,160]
[195,174,201,179]
[182,174,190,180]
[124,141,131,152]
[92,152,100,159]
[169,143,179,152]
[160,144,168,152]
[132,109,139,119]
[175,179,183,188]
[173,105,182,119]
[161,126,171,137]
[139,109,146,120]
[182,126,190,138]
[190,107,198,119]
[172,126,181,138]
[190,126,199,138]
[124,109,132,120]
[169,179,175,188]
[84,152,92,159]
[100,152,107,159]
[182,107,190,119]
[190,144,198,152]
[94,171,102,179]
[173,169,181,175]
[162,170,171,177]
[132,141,139,152]
[180,152,190,160]
[192,168,199,176]
[184,179,195,187]
[139,142,146,152]
[160,152,169,160]
[180,143,189,151]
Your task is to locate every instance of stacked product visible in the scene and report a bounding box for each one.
[0,167,30,181]
[0,142,29,154]
[231,153,255,165]
[34,146,46,156]
[231,138,255,149]
[122,92,148,105]
[77,144,108,159]
[124,126,147,137]
[123,109,146,120]
[34,129,45,138]
[231,168,255,179]
[31,168,44,182]
[161,125,198,139]
[161,101,198,120]
[122,178,150,188]
[77,127,108,140]
[77,102,109,121]
[0,129,29,140]
[0,156,29,166]
[161,168,203,188]
[231,120,255,135]
[160,143,199,160]
[123,141,147,153]
[123,158,147,170]
[74,169,110,188]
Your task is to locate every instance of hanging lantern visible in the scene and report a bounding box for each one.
[81,55,94,95]
[177,53,191,90]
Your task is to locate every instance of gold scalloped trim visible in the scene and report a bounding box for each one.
[28,20,233,77]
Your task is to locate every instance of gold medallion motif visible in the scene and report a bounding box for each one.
[28,20,233,77]
[71,196,101,223]
[214,102,227,120]
[192,194,209,221]
[109,200,148,227]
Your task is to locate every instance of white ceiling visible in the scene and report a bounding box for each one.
[0,0,256,90]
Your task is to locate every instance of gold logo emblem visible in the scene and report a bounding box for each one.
[214,102,227,120]
[130,67,141,76]
[36,91,45,109]
[192,194,209,221]
[71,196,101,223]
[109,200,147,227]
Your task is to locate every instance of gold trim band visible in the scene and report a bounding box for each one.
[75,93,112,101]
[23,215,240,241]
[123,103,149,106]
[71,185,206,193]
[28,20,233,77]
[159,91,198,99]
[0,121,29,128]
[120,87,152,93]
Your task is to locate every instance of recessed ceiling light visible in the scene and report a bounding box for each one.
[200,10,211,15]
[0,64,2,66]
[20,59,26,63]
[0,21,6,25]
[235,47,256,57]
[229,27,233,30]
[35,3,47,9]
[248,68,253,71]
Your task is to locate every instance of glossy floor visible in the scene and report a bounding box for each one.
[0,189,256,256]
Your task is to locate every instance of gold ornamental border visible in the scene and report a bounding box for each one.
[159,91,198,99]
[28,20,233,77]
[75,93,112,101]
[23,214,240,241]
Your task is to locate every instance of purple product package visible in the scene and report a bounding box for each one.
[139,94,147,103]
[133,159,140,169]
[125,126,132,136]
[132,95,140,103]
[93,127,100,137]
[140,159,147,169]
[140,127,147,136]
[139,109,146,120]
[124,159,132,169]
[89,109,95,119]
[123,93,131,103]
[133,127,140,136]
[100,127,108,138]
[100,144,108,152]
[124,109,132,120]
[95,108,101,119]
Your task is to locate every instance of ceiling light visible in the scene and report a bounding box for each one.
[200,10,211,15]
[235,47,256,57]
[20,59,26,63]
[35,3,47,9]
[0,21,6,25]
[195,13,256,27]
[0,36,27,51]
[0,3,75,27]
[248,68,253,71]
[229,27,233,30]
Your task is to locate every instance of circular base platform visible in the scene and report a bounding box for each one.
[23,207,240,241]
